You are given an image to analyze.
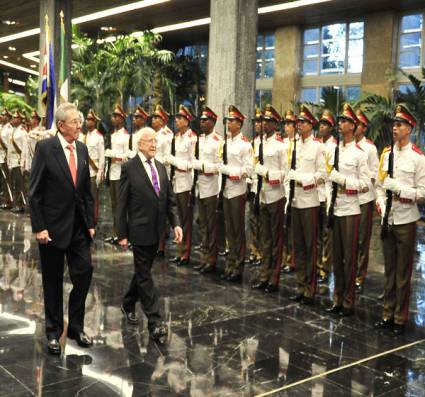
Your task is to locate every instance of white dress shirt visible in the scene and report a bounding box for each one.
[138,152,161,190]
[58,131,78,169]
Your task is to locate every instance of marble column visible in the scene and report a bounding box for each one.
[38,0,72,113]
[361,11,397,98]
[272,26,302,113]
[207,0,258,134]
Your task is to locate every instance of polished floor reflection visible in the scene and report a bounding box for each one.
[0,199,425,396]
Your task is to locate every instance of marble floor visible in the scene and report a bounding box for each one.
[0,198,425,396]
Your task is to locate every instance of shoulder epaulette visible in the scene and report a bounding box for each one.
[275,135,284,143]
[366,138,375,146]
[332,137,337,143]
[123,129,129,135]
[355,144,364,151]
[313,137,321,142]
[212,133,220,141]
[96,130,103,136]
[190,131,197,138]
[241,135,249,142]
[412,144,423,155]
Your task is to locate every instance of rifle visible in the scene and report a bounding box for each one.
[327,132,340,229]
[170,109,176,183]
[104,130,112,187]
[219,109,228,200]
[285,134,297,229]
[381,140,394,239]
[191,116,200,206]
[254,117,264,215]
[0,166,13,204]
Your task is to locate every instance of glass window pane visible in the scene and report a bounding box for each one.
[400,32,422,48]
[348,56,363,73]
[256,61,262,79]
[349,22,364,39]
[257,34,264,48]
[303,59,318,75]
[264,61,274,79]
[398,84,413,94]
[400,48,421,68]
[304,43,319,58]
[322,23,346,41]
[256,90,272,107]
[265,34,275,49]
[401,14,423,32]
[346,86,361,101]
[321,58,345,74]
[348,39,364,57]
[304,28,320,43]
[301,88,317,103]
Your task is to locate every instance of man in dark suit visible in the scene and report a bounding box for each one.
[29,103,95,355]
[117,127,182,341]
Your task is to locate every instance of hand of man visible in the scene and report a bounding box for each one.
[36,229,52,244]
[329,169,346,186]
[119,238,129,249]
[89,228,96,239]
[383,177,401,194]
[173,227,183,244]
[376,201,382,216]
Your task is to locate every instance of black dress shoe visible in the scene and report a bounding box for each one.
[68,331,93,347]
[200,264,215,274]
[251,281,268,290]
[355,282,364,294]
[325,305,342,314]
[339,307,354,317]
[377,292,385,300]
[289,294,303,302]
[392,324,405,336]
[11,207,24,213]
[317,274,328,284]
[178,259,189,266]
[265,284,279,293]
[156,250,165,257]
[282,265,295,274]
[227,273,242,282]
[301,296,314,306]
[220,271,230,280]
[374,318,394,329]
[104,236,114,243]
[193,263,205,271]
[47,338,61,355]
[150,323,168,341]
[169,256,181,263]
[218,250,228,256]
[112,237,119,245]
[121,305,139,325]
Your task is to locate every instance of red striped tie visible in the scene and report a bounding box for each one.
[67,144,77,186]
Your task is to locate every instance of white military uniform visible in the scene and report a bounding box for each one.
[23,127,47,172]
[0,123,13,165]
[167,129,196,194]
[357,137,379,205]
[319,136,337,203]
[289,135,327,209]
[220,132,253,199]
[254,133,286,204]
[7,125,27,170]
[105,128,130,181]
[326,141,370,216]
[193,130,222,199]
[81,129,105,178]
[156,126,173,174]
[376,143,425,225]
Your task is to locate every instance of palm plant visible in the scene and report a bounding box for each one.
[0,92,33,114]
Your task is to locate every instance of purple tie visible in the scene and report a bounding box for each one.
[147,159,160,196]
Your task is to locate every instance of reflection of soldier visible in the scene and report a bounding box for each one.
[0,109,13,209]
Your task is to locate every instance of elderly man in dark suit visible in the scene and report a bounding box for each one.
[29,102,95,355]
[117,127,182,341]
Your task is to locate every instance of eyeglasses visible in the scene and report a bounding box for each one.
[140,138,157,145]
[63,118,81,126]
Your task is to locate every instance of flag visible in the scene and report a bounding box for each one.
[59,10,68,104]
[41,15,55,129]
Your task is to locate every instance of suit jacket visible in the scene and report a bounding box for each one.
[29,135,94,249]
[116,155,180,246]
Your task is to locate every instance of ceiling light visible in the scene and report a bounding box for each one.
[8,78,26,86]
[0,60,39,75]
[30,64,37,68]
[100,26,117,32]
[258,0,333,14]
[3,20,17,25]
[23,50,40,63]
[8,46,16,51]
[0,27,40,44]
[152,18,211,34]
[2,55,8,59]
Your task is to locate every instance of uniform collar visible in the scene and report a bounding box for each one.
[230,132,242,141]
[396,142,411,152]
[342,139,356,148]
[58,131,76,151]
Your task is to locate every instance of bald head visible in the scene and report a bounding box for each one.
[138,127,157,160]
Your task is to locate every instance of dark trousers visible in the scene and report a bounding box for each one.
[356,201,374,285]
[332,214,360,309]
[176,190,193,260]
[38,215,92,340]
[123,244,161,330]
[292,206,319,298]
[0,162,11,206]
[198,195,218,266]
[90,176,99,225]
[317,202,332,275]
[382,222,416,325]
[248,199,262,260]
[259,198,284,286]
[10,166,24,208]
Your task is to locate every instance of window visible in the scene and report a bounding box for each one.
[300,86,361,104]
[257,33,275,79]
[399,13,423,68]
[300,88,318,103]
[176,44,208,74]
[302,22,364,76]
[256,90,272,107]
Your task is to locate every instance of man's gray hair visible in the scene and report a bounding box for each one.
[55,102,78,122]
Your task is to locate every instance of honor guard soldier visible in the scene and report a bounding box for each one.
[325,104,369,316]
[247,108,263,265]
[374,104,425,335]
[317,110,337,284]
[287,105,326,305]
[8,110,27,213]
[251,105,287,293]
[354,109,379,293]
[166,105,196,266]
[82,109,105,225]
[131,106,149,153]
[105,105,130,244]
[192,106,223,273]
[281,110,298,274]
[0,109,13,209]
[219,105,253,282]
